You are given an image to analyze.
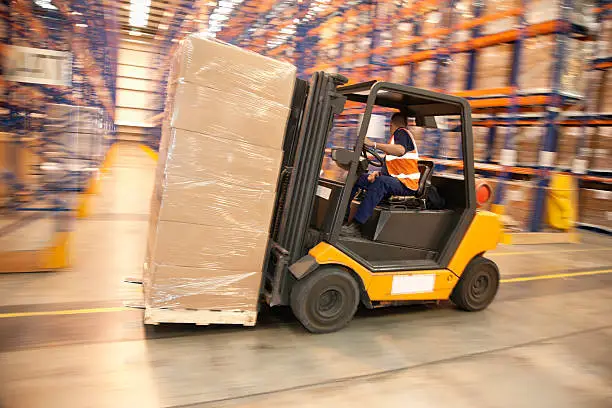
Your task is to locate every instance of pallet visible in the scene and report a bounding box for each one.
[144,307,257,327]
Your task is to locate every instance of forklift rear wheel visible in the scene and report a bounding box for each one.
[290,266,360,333]
[451,256,499,312]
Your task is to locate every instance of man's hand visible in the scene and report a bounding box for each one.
[367,171,380,183]
[364,138,375,147]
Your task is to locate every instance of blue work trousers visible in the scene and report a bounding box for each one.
[349,173,415,224]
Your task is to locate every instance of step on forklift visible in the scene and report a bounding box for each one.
[263,72,501,333]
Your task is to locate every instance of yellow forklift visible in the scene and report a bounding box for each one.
[263,72,501,333]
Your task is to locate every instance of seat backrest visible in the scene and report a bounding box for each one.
[415,160,434,198]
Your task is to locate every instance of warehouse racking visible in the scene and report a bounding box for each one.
[0,0,118,272]
[140,0,610,234]
[288,0,611,234]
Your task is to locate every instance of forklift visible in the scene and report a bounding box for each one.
[263,72,501,333]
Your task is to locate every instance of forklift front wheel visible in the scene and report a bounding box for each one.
[290,266,360,334]
[451,256,500,312]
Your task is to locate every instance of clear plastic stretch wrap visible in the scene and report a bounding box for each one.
[475,44,512,89]
[520,35,587,96]
[144,34,296,316]
[481,0,520,35]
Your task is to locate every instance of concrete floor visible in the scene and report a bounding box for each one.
[1,143,611,408]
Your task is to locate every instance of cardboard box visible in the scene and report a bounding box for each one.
[502,181,536,231]
[149,221,269,273]
[441,131,462,158]
[157,173,277,232]
[557,126,581,168]
[473,126,489,162]
[491,127,509,163]
[516,127,543,166]
[597,20,612,58]
[527,0,594,25]
[168,82,290,149]
[162,128,283,192]
[476,45,512,89]
[448,53,468,92]
[590,127,612,171]
[148,266,261,310]
[482,0,520,35]
[168,34,296,107]
[601,77,612,112]
[413,60,436,88]
[579,188,612,229]
[521,36,586,95]
[451,0,472,43]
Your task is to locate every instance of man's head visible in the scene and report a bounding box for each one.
[390,112,407,134]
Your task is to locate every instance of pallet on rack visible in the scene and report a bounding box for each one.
[144,307,258,326]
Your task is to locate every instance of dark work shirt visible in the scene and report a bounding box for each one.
[382,128,415,176]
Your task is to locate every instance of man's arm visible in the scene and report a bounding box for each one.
[364,139,406,156]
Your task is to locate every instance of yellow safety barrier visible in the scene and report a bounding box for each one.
[139,144,159,161]
[547,173,577,231]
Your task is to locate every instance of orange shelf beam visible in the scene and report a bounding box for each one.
[469,95,550,108]
[452,87,515,98]
[456,7,523,31]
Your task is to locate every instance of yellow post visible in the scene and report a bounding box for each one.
[547,173,577,231]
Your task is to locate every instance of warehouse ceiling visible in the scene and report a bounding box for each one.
[115,0,174,37]
[109,0,334,50]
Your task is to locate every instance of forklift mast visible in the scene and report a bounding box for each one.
[264,72,348,306]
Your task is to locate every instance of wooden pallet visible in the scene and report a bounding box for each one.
[144,307,257,327]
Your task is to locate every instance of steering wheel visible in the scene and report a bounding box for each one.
[362,144,384,167]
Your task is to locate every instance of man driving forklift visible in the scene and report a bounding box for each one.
[342,112,420,237]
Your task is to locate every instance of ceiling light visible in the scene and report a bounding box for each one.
[129,30,142,36]
[34,0,58,10]
[130,0,151,27]
[71,11,82,15]
[210,13,229,21]
[75,23,88,28]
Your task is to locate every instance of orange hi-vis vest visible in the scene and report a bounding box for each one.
[385,128,420,191]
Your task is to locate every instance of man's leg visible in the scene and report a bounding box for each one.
[345,173,370,221]
[353,175,413,224]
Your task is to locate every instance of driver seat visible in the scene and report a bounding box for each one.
[381,160,434,210]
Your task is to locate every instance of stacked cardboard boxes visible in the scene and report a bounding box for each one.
[448,53,469,93]
[515,127,543,167]
[144,34,296,325]
[413,60,436,88]
[557,126,583,169]
[526,0,594,26]
[580,188,612,230]
[473,126,489,162]
[600,74,612,112]
[451,0,472,44]
[501,180,536,231]
[476,44,512,89]
[520,35,587,95]
[441,130,462,159]
[590,127,612,171]
[481,0,520,35]
[491,126,509,163]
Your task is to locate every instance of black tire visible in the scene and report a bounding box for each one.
[451,256,500,312]
[290,267,360,333]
